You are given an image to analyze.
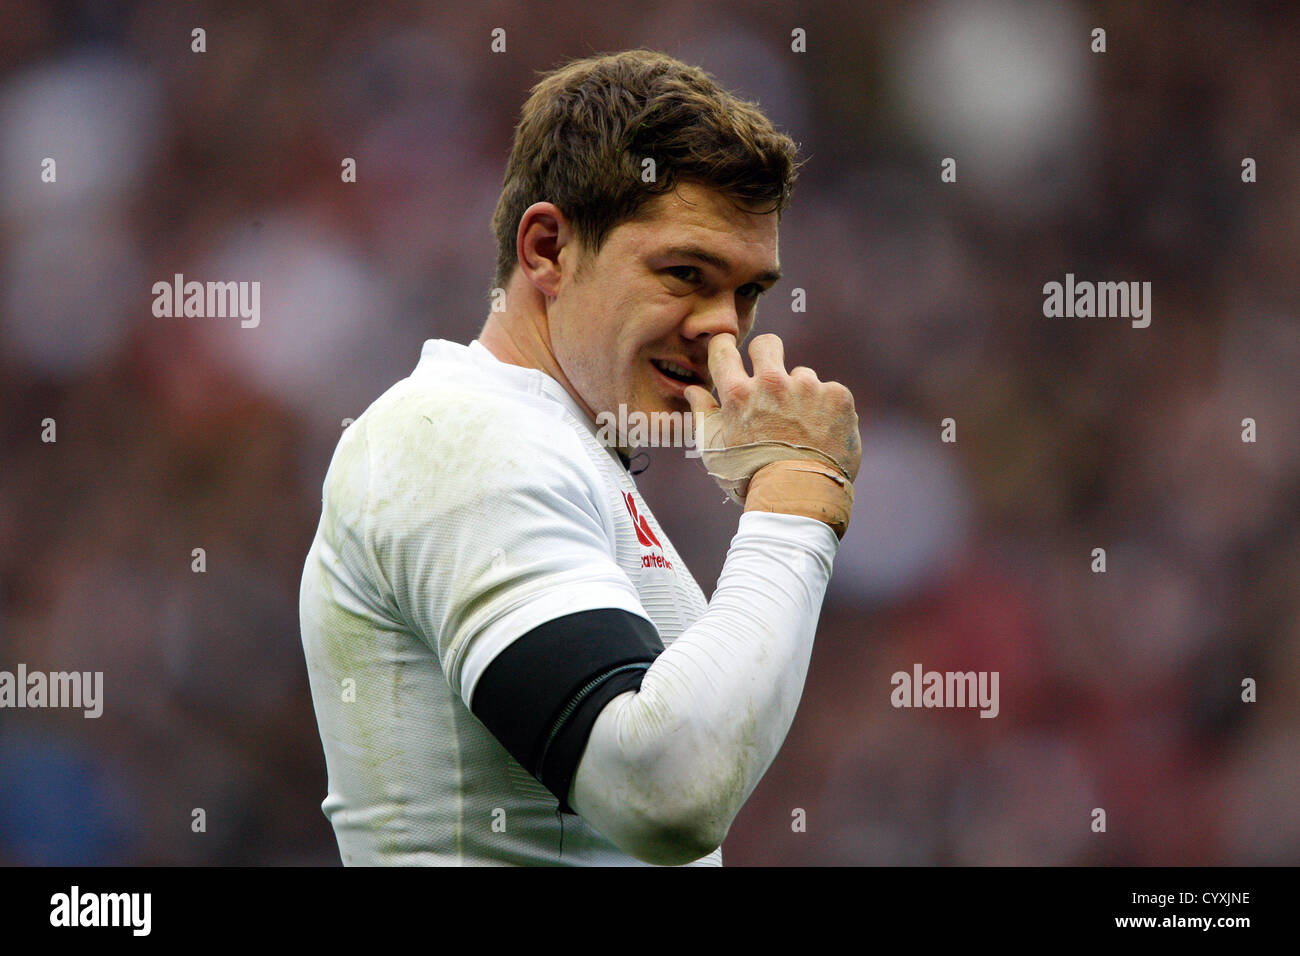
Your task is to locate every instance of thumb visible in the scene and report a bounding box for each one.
[684,387,725,455]
[683,384,719,416]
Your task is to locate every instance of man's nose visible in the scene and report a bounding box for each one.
[682,296,744,341]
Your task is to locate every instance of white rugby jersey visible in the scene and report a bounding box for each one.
[299,338,721,865]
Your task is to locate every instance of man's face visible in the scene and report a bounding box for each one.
[546,181,781,423]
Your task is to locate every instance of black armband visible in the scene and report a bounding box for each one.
[470,608,663,813]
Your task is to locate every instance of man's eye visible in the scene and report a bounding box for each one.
[666,266,700,284]
[738,283,765,300]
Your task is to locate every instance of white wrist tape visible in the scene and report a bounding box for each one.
[694,409,853,504]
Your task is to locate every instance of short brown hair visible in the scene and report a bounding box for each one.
[490,49,800,289]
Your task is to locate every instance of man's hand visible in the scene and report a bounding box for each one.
[684,333,861,538]
[684,333,862,482]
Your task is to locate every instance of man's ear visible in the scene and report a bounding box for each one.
[516,202,577,298]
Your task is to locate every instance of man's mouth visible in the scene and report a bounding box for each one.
[651,358,705,387]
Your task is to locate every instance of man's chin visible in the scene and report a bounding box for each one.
[605,390,691,431]
[638,392,692,417]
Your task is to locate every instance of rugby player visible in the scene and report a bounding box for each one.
[299,48,860,865]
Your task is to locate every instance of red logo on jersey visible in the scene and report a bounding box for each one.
[622,491,671,569]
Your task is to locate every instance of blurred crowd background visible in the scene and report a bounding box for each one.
[1,0,1296,865]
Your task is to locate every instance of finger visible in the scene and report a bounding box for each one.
[683,384,720,416]
[706,333,747,391]
[747,333,786,377]
[789,365,820,387]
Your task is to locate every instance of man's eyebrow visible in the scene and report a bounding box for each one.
[662,245,782,284]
